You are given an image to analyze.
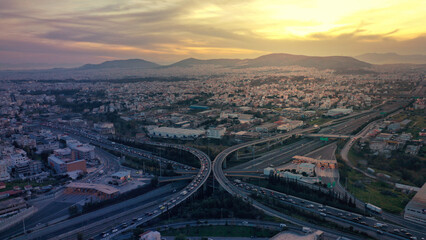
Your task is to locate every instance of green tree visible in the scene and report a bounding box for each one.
[175,234,187,240]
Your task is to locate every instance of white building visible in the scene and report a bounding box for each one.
[207,127,226,139]
[296,163,316,176]
[147,127,205,139]
[264,167,275,176]
[404,183,426,223]
[324,108,353,117]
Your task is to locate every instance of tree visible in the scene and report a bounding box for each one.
[77,233,83,240]
[175,234,187,240]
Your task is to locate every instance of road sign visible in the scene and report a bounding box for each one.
[320,137,329,142]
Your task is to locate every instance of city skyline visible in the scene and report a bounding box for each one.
[1,0,426,69]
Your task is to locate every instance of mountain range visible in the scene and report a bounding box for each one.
[355,53,426,64]
[1,53,423,80]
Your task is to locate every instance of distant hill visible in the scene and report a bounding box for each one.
[78,59,160,70]
[244,53,371,70]
[169,53,371,70]
[0,53,375,80]
[355,53,426,64]
[168,58,242,68]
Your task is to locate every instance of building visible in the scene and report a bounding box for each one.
[53,148,72,158]
[0,197,27,216]
[324,108,353,118]
[0,162,10,181]
[147,127,205,139]
[139,230,161,240]
[94,122,115,135]
[405,145,421,155]
[48,155,87,174]
[296,163,316,176]
[65,182,119,200]
[36,140,59,153]
[271,230,324,240]
[70,144,95,161]
[111,171,130,184]
[255,123,277,133]
[207,127,226,139]
[264,167,275,176]
[404,183,426,223]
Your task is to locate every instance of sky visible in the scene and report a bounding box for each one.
[1,0,425,69]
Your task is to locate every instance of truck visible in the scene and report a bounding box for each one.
[366,203,382,214]
[302,227,312,233]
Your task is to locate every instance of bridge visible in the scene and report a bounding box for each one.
[304,133,352,139]
[158,175,194,183]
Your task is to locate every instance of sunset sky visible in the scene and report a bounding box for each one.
[1,0,425,69]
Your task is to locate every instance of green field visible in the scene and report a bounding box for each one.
[161,225,279,238]
[340,162,413,214]
[390,110,425,137]
[308,117,332,126]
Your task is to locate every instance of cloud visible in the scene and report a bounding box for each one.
[0,0,425,69]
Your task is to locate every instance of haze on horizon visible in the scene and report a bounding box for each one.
[1,0,425,70]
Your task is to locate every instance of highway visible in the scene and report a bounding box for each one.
[213,101,426,240]
[7,123,212,240]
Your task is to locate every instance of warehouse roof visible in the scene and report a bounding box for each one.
[66,182,119,195]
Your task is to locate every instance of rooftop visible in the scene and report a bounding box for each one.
[66,182,119,195]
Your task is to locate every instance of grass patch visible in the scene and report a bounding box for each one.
[338,159,414,214]
[162,225,279,238]
[308,117,332,126]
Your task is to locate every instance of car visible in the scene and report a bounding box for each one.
[102,232,110,237]
[320,213,327,217]
[242,221,248,225]
[377,230,384,234]
[137,217,143,221]
[112,228,118,233]
[280,223,287,227]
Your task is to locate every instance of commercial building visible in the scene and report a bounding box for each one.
[65,182,119,200]
[147,127,205,139]
[207,127,226,139]
[296,163,316,176]
[94,122,115,135]
[48,155,87,174]
[404,183,426,223]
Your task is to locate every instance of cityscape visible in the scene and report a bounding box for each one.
[0,1,425,240]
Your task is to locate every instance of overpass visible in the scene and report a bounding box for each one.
[158,175,194,182]
[304,133,352,139]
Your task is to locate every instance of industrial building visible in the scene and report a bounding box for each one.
[404,183,426,223]
[65,182,119,200]
[324,108,353,118]
[0,197,27,217]
[147,127,205,139]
